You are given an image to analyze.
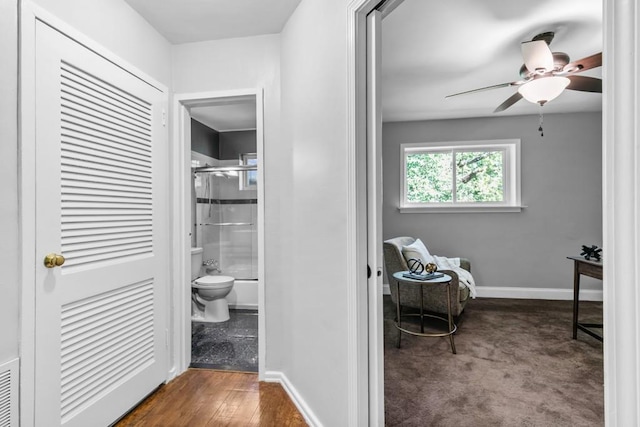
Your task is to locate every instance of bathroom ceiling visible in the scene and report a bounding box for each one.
[124,0,301,44]
[381,0,603,122]
[190,102,257,132]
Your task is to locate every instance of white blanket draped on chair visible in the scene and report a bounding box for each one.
[433,255,477,298]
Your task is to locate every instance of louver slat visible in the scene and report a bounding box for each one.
[61,62,150,119]
[0,359,17,427]
[62,122,151,158]
[60,64,153,271]
[60,281,154,423]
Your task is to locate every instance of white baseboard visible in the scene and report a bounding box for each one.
[382,284,603,301]
[263,370,322,427]
[475,286,603,301]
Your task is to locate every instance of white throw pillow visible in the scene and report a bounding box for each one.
[401,238,434,265]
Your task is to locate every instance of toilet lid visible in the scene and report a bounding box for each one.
[194,275,234,287]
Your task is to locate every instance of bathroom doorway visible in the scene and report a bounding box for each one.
[172,89,265,377]
[191,99,259,371]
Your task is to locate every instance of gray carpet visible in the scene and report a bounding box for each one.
[384,296,603,426]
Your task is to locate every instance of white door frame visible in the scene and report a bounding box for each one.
[348,0,640,426]
[601,1,640,424]
[366,8,385,426]
[170,89,266,379]
[19,2,170,425]
[348,1,405,425]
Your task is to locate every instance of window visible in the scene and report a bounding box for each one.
[239,153,257,191]
[400,139,522,213]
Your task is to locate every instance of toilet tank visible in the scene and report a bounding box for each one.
[190,247,203,280]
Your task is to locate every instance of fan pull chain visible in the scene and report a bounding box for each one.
[538,104,544,137]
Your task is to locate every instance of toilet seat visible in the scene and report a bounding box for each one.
[193,275,234,289]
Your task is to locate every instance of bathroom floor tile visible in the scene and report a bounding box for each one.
[190,309,258,372]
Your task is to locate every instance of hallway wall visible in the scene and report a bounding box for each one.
[0,0,19,363]
[278,0,352,424]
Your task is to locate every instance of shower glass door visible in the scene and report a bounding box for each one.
[193,157,258,280]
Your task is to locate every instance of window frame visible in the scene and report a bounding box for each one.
[239,152,258,191]
[399,139,522,213]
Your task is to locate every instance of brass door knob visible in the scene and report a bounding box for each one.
[44,253,65,268]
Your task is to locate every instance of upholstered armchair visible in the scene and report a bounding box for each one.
[383,236,471,318]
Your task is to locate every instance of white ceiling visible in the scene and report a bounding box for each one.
[190,101,257,132]
[124,0,602,124]
[123,0,296,131]
[124,0,301,44]
[381,0,603,122]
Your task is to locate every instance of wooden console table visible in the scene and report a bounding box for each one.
[567,256,603,341]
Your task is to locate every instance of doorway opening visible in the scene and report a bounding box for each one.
[172,89,265,378]
[355,0,606,425]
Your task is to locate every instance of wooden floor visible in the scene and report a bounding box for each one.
[116,369,307,426]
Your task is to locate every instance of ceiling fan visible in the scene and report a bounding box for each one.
[446,32,602,113]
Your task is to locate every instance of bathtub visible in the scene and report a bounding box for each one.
[210,263,257,310]
[226,279,258,310]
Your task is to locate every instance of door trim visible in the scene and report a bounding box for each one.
[347,1,394,425]
[366,9,385,426]
[602,0,640,424]
[171,89,266,380]
[19,3,169,425]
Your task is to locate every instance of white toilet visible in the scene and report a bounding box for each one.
[190,247,235,322]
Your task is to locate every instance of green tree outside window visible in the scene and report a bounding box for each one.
[406,150,504,204]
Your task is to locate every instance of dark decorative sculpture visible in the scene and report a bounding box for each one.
[580,245,602,261]
[407,258,424,275]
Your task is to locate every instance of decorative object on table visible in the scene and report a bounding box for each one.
[425,262,438,274]
[403,259,444,280]
[407,258,424,275]
[580,245,602,261]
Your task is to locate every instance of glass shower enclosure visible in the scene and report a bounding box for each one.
[193,159,258,280]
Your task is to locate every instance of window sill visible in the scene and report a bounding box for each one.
[398,205,526,214]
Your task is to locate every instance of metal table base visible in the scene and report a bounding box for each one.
[393,272,457,354]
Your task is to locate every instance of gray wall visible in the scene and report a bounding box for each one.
[191,119,220,158]
[219,130,257,160]
[191,123,256,161]
[0,0,19,362]
[383,112,603,292]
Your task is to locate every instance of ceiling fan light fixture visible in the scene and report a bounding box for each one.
[518,76,570,105]
[522,40,554,73]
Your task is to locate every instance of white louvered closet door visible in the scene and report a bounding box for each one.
[34,22,168,427]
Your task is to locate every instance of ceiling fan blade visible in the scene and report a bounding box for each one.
[563,52,602,74]
[446,81,524,98]
[522,40,554,73]
[493,92,523,113]
[566,75,602,93]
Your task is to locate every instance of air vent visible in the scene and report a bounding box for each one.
[0,358,19,427]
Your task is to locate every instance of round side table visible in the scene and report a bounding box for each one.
[391,271,457,354]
